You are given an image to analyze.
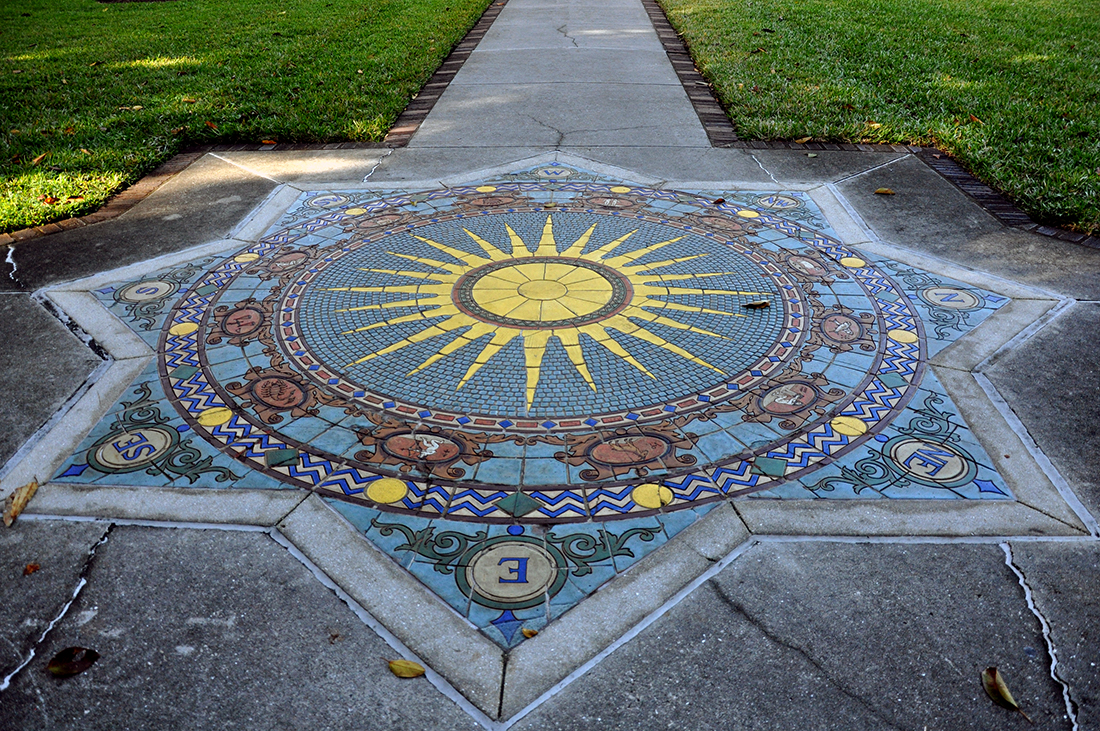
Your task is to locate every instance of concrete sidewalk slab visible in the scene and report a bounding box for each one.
[1,0,1098,724]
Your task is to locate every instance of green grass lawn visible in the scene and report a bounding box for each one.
[0,0,491,232]
[660,0,1100,235]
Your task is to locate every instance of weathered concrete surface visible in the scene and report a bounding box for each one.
[512,542,1071,730]
[835,155,1100,301]
[0,520,107,679]
[1010,541,1100,730]
[0,526,480,731]
[0,156,276,292]
[0,295,102,467]
[986,302,1100,518]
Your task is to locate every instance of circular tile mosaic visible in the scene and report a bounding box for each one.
[150,180,950,524]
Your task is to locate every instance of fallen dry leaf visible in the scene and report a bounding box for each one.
[30,151,50,165]
[88,61,99,67]
[261,139,277,144]
[750,47,766,54]
[205,121,218,130]
[182,97,197,104]
[65,195,84,202]
[170,127,185,135]
[388,659,425,678]
[866,121,882,129]
[47,647,99,677]
[794,136,812,144]
[874,187,896,195]
[3,479,40,527]
[521,628,539,639]
[63,126,74,135]
[981,667,1032,723]
[807,153,818,158]
[39,196,59,205]
[356,69,364,74]
[743,300,770,309]
[23,563,40,576]
[969,113,984,125]
[712,198,725,205]
[79,148,92,155]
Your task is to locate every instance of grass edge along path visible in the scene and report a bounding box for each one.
[658,0,1100,236]
[0,0,494,234]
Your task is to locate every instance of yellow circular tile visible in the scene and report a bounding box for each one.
[839,257,866,268]
[475,186,497,193]
[168,322,199,336]
[366,478,408,504]
[609,186,631,193]
[736,210,760,218]
[830,416,869,437]
[632,482,673,509]
[887,328,918,344]
[233,253,260,263]
[197,407,233,427]
[345,207,367,215]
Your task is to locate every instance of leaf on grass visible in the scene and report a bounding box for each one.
[356,69,364,74]
[170,128,185,136]
[39,196,60,205]
[205,121,218,130]
[47,647,99,677]
[794,136,812,144]
[63,126,74,135]
[66,195,84,202]
[80,148,92,155]
[182,97,197,104]
[742,300,770,309]
[981,667,1032,723]
[388,659,425,678]
[867,122,882,129]
[24,563,40,576]
[969,114,984,125]
[521,628,538,638]
[31,151,50,165]
[874,188,896,195]
[88,62,99,67]
[750,47,766,54]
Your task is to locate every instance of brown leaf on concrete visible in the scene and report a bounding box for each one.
[47,647,100,677]
[981,667,1032,723]
[742,300,770,309]
[522,628,538,638]
[794,136,812,144]
[23,563,40,576]
[3,479,39,526]
[874,188,896,195]
[388,659,426,678]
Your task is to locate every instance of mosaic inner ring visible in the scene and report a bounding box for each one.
[453,257,633,329]
[156,183,929,525]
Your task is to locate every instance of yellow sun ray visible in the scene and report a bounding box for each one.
[412,235,491,269]
[336,214,764,412]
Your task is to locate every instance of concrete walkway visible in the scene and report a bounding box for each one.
[2,0,1099,728]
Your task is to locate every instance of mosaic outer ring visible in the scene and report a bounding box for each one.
[156,181,930,524]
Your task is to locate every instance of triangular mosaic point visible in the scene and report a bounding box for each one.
[58,162,1013,648]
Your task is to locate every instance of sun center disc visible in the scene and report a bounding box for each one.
[516,279,568,301]
[457,258,628,328]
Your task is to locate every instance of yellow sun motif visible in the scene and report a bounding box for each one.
[322,215,769,410]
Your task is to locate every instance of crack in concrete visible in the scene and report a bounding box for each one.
[362,148,394,182]
[1001,542,1080,731]
[521,114,566,147]
[749,153,781,185]
[708,579,908,731]
[555,24,579,48]
[0,523,113,693]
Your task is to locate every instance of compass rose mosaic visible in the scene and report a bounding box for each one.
[55,163,1014,647]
